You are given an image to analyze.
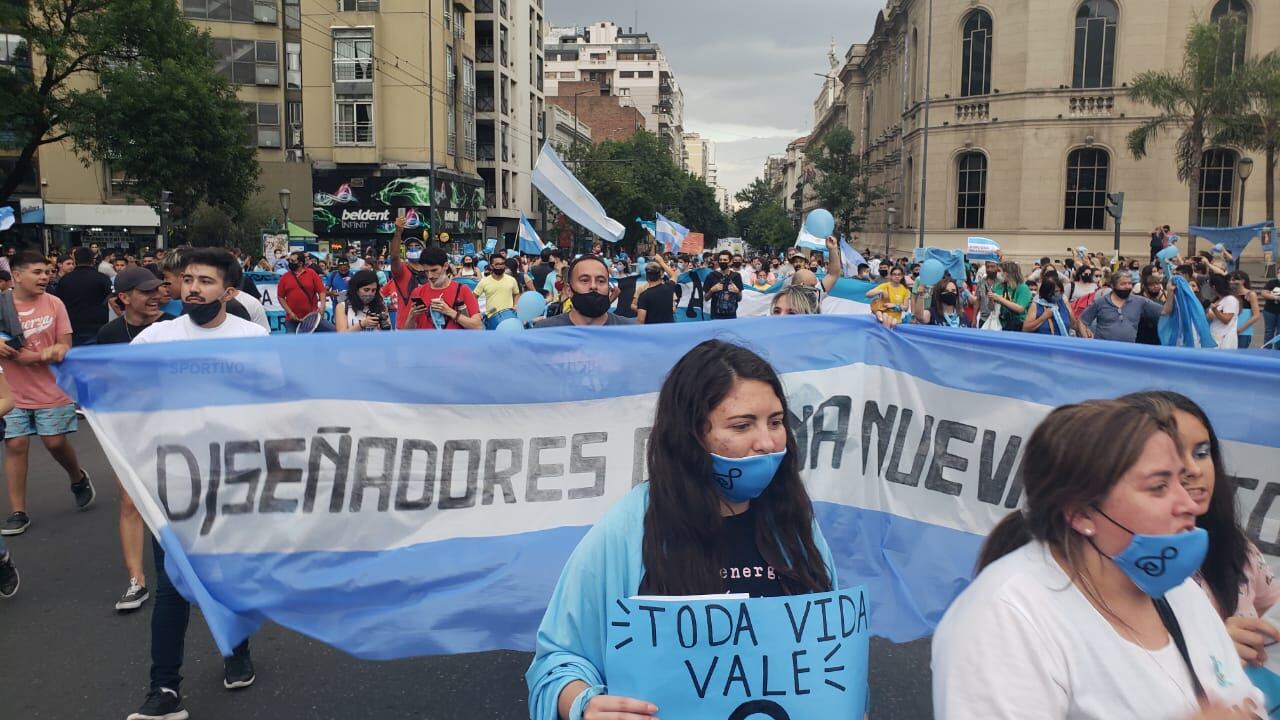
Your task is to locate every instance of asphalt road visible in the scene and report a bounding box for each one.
[1,428,933,719]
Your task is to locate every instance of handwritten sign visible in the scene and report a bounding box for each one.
[605,588,869,720]
[681,231,705,256]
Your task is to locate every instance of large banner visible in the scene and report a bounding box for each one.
[55,317,1280,660]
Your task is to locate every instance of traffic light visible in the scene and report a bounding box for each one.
[1105,192,1124,220]
[159,190,172,215]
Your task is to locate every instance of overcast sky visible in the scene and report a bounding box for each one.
[545,0,885,198]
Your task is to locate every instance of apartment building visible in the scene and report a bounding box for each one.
[544,21,684,163]
[299,0,484,252]
[474,0,544,241]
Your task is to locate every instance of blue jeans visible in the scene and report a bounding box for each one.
[1264,310,1279,349]
[150,536,249,692]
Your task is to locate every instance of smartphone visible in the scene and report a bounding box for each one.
[411,297,426,307]
[398,207,406,219]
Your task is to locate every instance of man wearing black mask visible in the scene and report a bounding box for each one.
[534,255,635,327]
[703,250,744,320]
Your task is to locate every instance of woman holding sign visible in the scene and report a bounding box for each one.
[933,400,1264,719]
[526,340,838,720]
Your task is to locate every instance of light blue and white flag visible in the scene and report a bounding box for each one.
[966,236,1000,262]
[0,206,14,232]
[796,226,827,253]
[532,144,625,242]
[635,217,657,239]
[839,237,867,276]
[518,212,544,256]
[56,321,1280,660]
[655,213,688,254]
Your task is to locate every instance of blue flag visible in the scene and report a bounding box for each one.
[518,212,544,255]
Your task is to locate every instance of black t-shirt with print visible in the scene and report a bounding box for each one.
[637,503,786,599]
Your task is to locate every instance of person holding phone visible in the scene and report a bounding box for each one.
[335,270,391,332]
[406,247,481,330]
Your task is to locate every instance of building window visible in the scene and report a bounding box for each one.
[463,56,476,160]
[286,101,302,147]
[960,10,992,97]
[333,31,373,82]
[1198,148,1237,227]
[337,0,379,11]
[956,152,987,229]
[619,70,634,78]
[910,28,920,104]
[183,0,277,23]
[335,100,373,145]
[0,34,29,73]
[453,3,465,40]
[283,0,299,28]
[244,102,281,147]
[1073,1,1118,89]
[446,45,457,156]
[212,38,278,86]
[1211,0,1248,72]
[1064,148,1110,230]
[638,70,654,78]
[286,42,301,89]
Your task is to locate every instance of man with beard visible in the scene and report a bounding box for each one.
[533,255,635,328]
[127,249,266,720]
[96,268,174,613]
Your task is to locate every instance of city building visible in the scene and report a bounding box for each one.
[300,0,485,253]
[545,81,645,145]
[544,21,685,162]
[683,132,708,179]
[804,0,1278,260]
[544,103,592,150]
[475,0,545,242]
[1,0,313,253]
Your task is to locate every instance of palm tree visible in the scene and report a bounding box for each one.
[1215,52,1280,229]
[1127,19,1248,254]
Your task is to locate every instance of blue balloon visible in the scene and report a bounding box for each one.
[478,260,488,271]
[918,258,945,287]
[804,209,835,239]
[516,291,547,324]
[495,317,524,332]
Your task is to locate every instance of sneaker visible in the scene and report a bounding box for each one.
[222,649,255,690]
[0,553,18,598]
[126,688,188,720]
[115,578,150,612]
[70,470,94,510]
[0,512,30,536]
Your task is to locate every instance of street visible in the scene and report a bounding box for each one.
[1,427,933,719]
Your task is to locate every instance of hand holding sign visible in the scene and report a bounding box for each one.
[605,589,870,720]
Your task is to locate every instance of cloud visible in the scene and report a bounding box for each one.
[544,0,884,195]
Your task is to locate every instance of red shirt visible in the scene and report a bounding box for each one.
[277,269,325,317]
[409,281,479,330]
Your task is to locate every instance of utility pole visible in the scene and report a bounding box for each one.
[158,190,172,250]
[427,0,437,244]
[917,0,933,249]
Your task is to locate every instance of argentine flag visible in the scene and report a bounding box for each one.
[839,237,867,276]
[796,226,827,253]
[532,144,625,242]
[518,213,544,256]
[967,237,1000,262]
[655,213,689,254]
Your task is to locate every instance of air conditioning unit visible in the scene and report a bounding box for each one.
[290,128,303,146]
[287,149,305,162]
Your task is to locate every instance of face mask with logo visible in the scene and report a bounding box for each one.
[1091,507,1209,598]
[406,248,423,262]
[711,450,787,503]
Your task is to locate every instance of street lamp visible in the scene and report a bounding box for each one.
[885,207,897,258]
[1237,156,1254,226]
[279,188,292,246]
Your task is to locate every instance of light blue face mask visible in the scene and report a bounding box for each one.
[710,450,787,503]
[406,248,423,262]
[1093,507,1209,598]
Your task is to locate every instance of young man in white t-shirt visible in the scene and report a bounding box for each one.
[127,249,265,720]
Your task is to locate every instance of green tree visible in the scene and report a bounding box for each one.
[804,126,879,234]
[1126,18,1249,253]
[0,0,260,217]
[733,177,792,250]
[1215,51,1280,227]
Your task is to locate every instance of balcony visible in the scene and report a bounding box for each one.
[475,0,492,11]
[477,94,496,112]
[1068,94,1115,117]
[955,101,989,123]
[478,143,496,161]
[476,44,494,63]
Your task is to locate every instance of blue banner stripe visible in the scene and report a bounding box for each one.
[58,316,1280,449]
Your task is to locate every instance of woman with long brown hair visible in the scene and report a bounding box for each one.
[526,340,836,720]
[933,401,1263,719]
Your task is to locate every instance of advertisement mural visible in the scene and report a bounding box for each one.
[311,172,485,237]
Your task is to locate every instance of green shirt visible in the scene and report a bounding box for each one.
[993,282,1033,324]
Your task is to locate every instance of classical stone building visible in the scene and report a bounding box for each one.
[815,0,1277,260]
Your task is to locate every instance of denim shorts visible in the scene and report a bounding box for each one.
[4,404,78,439]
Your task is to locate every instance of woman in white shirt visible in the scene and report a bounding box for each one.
[1207,275,1240,351]
[932,400,1263,720]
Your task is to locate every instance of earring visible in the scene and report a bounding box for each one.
[1083,528,1094,536]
